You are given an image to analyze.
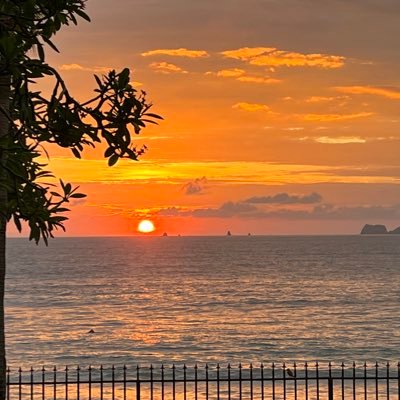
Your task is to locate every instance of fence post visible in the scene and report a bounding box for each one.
[136,381,141,400]
[328,378,334,400]
[136,365,141,400]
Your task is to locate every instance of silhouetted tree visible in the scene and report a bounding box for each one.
[0,1,161,397]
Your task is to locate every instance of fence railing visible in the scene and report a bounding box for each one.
[6,362,400,400]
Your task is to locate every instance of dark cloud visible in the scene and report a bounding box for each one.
[156,201,257,218]
[157,207,185,216]
[244,192,322,204]
[256,204,400,220]
[155,202,400,221]
[182,177,208,195]
[193,201,257,217]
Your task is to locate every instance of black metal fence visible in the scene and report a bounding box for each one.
[6,362,400,400]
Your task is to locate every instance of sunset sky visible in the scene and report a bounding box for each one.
[13,0,400,236]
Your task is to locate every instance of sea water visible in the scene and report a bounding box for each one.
[5,236,400,368]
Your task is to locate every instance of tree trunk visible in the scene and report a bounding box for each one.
[0,73,11,400]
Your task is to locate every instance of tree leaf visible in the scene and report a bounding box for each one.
[108,154,119,166]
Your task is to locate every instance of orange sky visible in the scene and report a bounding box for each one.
[11,0,400,236]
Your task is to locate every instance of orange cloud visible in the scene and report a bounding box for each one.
[216,68,246,78]
[221,47,276,60]
[149,62,188,74]
[237,76,281,84]
[313,136,367,144]
[222,47,345,69]
[232,102,272,112]
[59,64,110,73]
[46,157,398,186]
[142,48,209,58]
[211,68,281,84]
[306,96,338,103]
[335,86,400,99]
[301,112,374,122]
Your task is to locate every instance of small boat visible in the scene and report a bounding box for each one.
[162,232,168,237]
[227,230,232,236]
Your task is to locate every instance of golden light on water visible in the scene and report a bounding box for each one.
[137,219,155,233]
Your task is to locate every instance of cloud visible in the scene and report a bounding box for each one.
[232,102,272,112]
[296,135,370,144]
[221,47,345,69]
[155,207,185,217]
[244,192,322,204]
[306,136,399,145]
[221,47,276,60]
[149,62,188,74]
[303,204,400,221]
[258,203,400,221]
[335,86,400,100]
[306,96,340,103]
[236,76,281,84]
[156,202,258,218]
[153,202,400,221]
[59,64,110,73]
[194,202,258,217]
[142,48,209,58]
[209,68,281,84]
[182,177,208,195]
[232,106,372,120]
[313,136,367,144]
[283,127,305,131]
[216,68,246,78]
[300,112,374,122]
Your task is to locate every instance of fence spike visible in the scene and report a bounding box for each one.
[9,360,397,399]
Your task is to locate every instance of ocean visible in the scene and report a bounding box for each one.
[5,236,400,368]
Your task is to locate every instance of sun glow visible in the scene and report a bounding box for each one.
[138,219,155,233]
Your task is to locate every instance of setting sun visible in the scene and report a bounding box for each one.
[137,219,155,233]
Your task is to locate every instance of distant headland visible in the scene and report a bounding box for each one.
[360,224,400,234]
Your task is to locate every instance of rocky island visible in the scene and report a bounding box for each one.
[360,224,400,234]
